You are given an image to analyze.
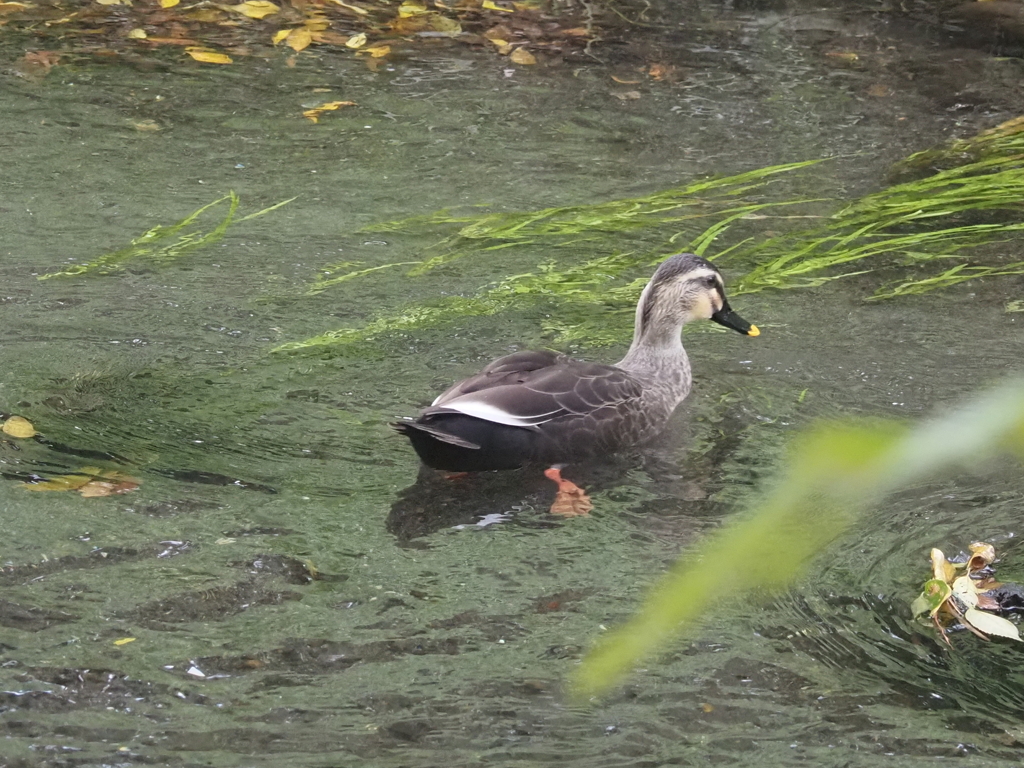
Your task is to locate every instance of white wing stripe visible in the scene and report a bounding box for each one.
[442,400,560,427]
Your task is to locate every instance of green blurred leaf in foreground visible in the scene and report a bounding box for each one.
[572,380,1024,699]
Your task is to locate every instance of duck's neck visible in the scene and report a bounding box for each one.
[616,320,689,378]
[615,277,692,398]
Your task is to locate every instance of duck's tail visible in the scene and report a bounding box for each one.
[391,420,481,450]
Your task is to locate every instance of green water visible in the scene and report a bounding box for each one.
[3,4,1024,766]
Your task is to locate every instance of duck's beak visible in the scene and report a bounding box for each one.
[712,303,760,336]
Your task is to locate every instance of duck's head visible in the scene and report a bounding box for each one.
[637,253,759,338]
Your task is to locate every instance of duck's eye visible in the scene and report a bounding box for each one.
[704,275,718,288]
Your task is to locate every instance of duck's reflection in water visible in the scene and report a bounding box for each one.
[385,461,634,543]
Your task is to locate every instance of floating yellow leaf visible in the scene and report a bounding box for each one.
[968,541,996,571]
[127,28,147,39]
[272,28,290,44]
[929,547,957,583]
[302,100,356,123]
[390,14,430,34]
[429,14,461,35]
[286,27,312,52]
[398,1,429,16]
[304,18,329,32]
[509,47,535,65]
[489,38,512,54]
[160,0,179,6]
[2,415,36,438]
[232,1,278,19]
[113,637,136,646]
[0,2,32,10]
[359,44,391,58]
[186,47,233,64]
[95,0,127,5]
[482,0,513,11]
[345,32,366,48]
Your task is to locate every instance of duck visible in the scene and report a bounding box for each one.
[393,253,758,514]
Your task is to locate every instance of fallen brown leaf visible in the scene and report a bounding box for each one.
[312,31,351,45]
[144,37,201,46]
[23,474,94,492]
[483,23,512,40]
[648,63,676,80]
[79,478,140,497]
[22,467,140,496]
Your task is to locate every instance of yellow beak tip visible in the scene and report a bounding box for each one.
[747,325,760,337]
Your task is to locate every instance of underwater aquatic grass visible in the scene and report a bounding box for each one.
[278,163,826,353]
[889,115,1024,179]
[572,379,1024,699]
[279,127,1024,354]
[274,252,648,352]
[728,156,1024,296]
[368,160,823,240]
[307,260,424,295]
[39,193,294,280]
[872,258,1024,300]
[364,160,826,277]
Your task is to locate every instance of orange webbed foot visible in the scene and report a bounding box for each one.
[544,467,593,517]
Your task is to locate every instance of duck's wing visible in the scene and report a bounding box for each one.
[426,352,643,429]
[430,350,564,405]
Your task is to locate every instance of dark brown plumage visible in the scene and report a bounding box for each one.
[394,253,758,472]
